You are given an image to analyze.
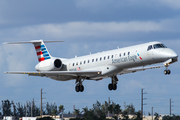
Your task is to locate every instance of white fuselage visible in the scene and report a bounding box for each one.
[40,41,177,81]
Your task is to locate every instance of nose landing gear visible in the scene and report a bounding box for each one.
[164,69,171,75]
[164,63,171,75]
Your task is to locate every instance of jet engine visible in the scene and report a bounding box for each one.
[35,58,63,71]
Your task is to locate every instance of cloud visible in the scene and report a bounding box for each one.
[1,44,37,87]
[76,0,180,10]
[158,0,180,9]
[1,17,180,43]
[0,21,164,41]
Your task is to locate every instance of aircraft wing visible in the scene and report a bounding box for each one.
[119,65,164,75]
[5,71,101,77]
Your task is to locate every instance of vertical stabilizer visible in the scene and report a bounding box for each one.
[31,40,51,62]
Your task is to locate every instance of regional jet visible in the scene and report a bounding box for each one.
[4,40,178,92]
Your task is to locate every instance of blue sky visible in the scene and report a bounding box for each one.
[0,0,180,115]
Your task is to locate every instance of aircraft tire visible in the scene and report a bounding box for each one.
[164,70,167,75]
[167,69,171,74]
[108,84,113,91]
[113,84,117,90]
[80,85,84,92]
[75,85,80,92]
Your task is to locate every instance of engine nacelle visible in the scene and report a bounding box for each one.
[35,58,63,71]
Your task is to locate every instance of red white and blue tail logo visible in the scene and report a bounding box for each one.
[35,44,51,62]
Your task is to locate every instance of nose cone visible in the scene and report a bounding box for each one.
[160,49,178,63]
[167,49,178,58]
[160,49,177,58]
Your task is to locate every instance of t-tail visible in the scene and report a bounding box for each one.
[32,40,51,62]
[3,39,64,71]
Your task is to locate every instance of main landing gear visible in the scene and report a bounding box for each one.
[75,76,84,92]
[108,75,118,91]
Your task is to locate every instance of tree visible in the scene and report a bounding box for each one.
[133,111,142,120]
[122,110,129,120]
[123,103,135,115]
[83,109,98,120]
[114,104,121,115]
[16,102,25,117]
[51,109,57,118]
[2,100,12,116]
[154,112,160,120]
[36,117,54,120]
[58,105,65,120]
[46,102,52,115]
[73,109,81,118]
[11,102,17,118]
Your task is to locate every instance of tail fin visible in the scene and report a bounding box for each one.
[32,40,51,62]
[3,39,64,62]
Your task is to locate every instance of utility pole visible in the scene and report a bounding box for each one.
[141,89,147,118]
[170,99,171,116]
[40,89,46,118]
[108,97,110,117]
[32,98,34,117]
[25,102,27,117]
[152,107,153,120]
[40,89,42,118]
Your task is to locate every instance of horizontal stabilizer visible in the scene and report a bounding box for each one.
[3,39,64,44]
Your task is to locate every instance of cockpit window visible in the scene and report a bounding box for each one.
[153,44,167,49]
[147,45,153,51]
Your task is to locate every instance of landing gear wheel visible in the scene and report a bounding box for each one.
[108,84,113,91]
[164,69,171,75]
[75,85,80,92]
[167,69,171,74]
[113,84,117,90]
[79,85,84,92]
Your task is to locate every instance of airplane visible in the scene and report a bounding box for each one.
[4,40,178,92]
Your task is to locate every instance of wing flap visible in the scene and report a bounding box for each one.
[5,71,102,77]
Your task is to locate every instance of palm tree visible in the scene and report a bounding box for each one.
[58,105,65,120]
[51,109,57,118]
[73,109,81,118]
[82,107,88,114]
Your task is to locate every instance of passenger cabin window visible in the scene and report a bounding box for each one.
[92,59,94,62]
[96,58,98,61]
[76,62,78,65]
[100,57,102,61]
[88,60,90,63]
[108,56,110,59]
[80,61,82,65]
[73,63,74,66]
[119,53,121,57]
[147,45,153,51]
[111,55,113,58]
[128,52,130,55]
[84,61,86,64]
[104,56,106,60]
[153,44,167,49]
[124,53,125,56]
